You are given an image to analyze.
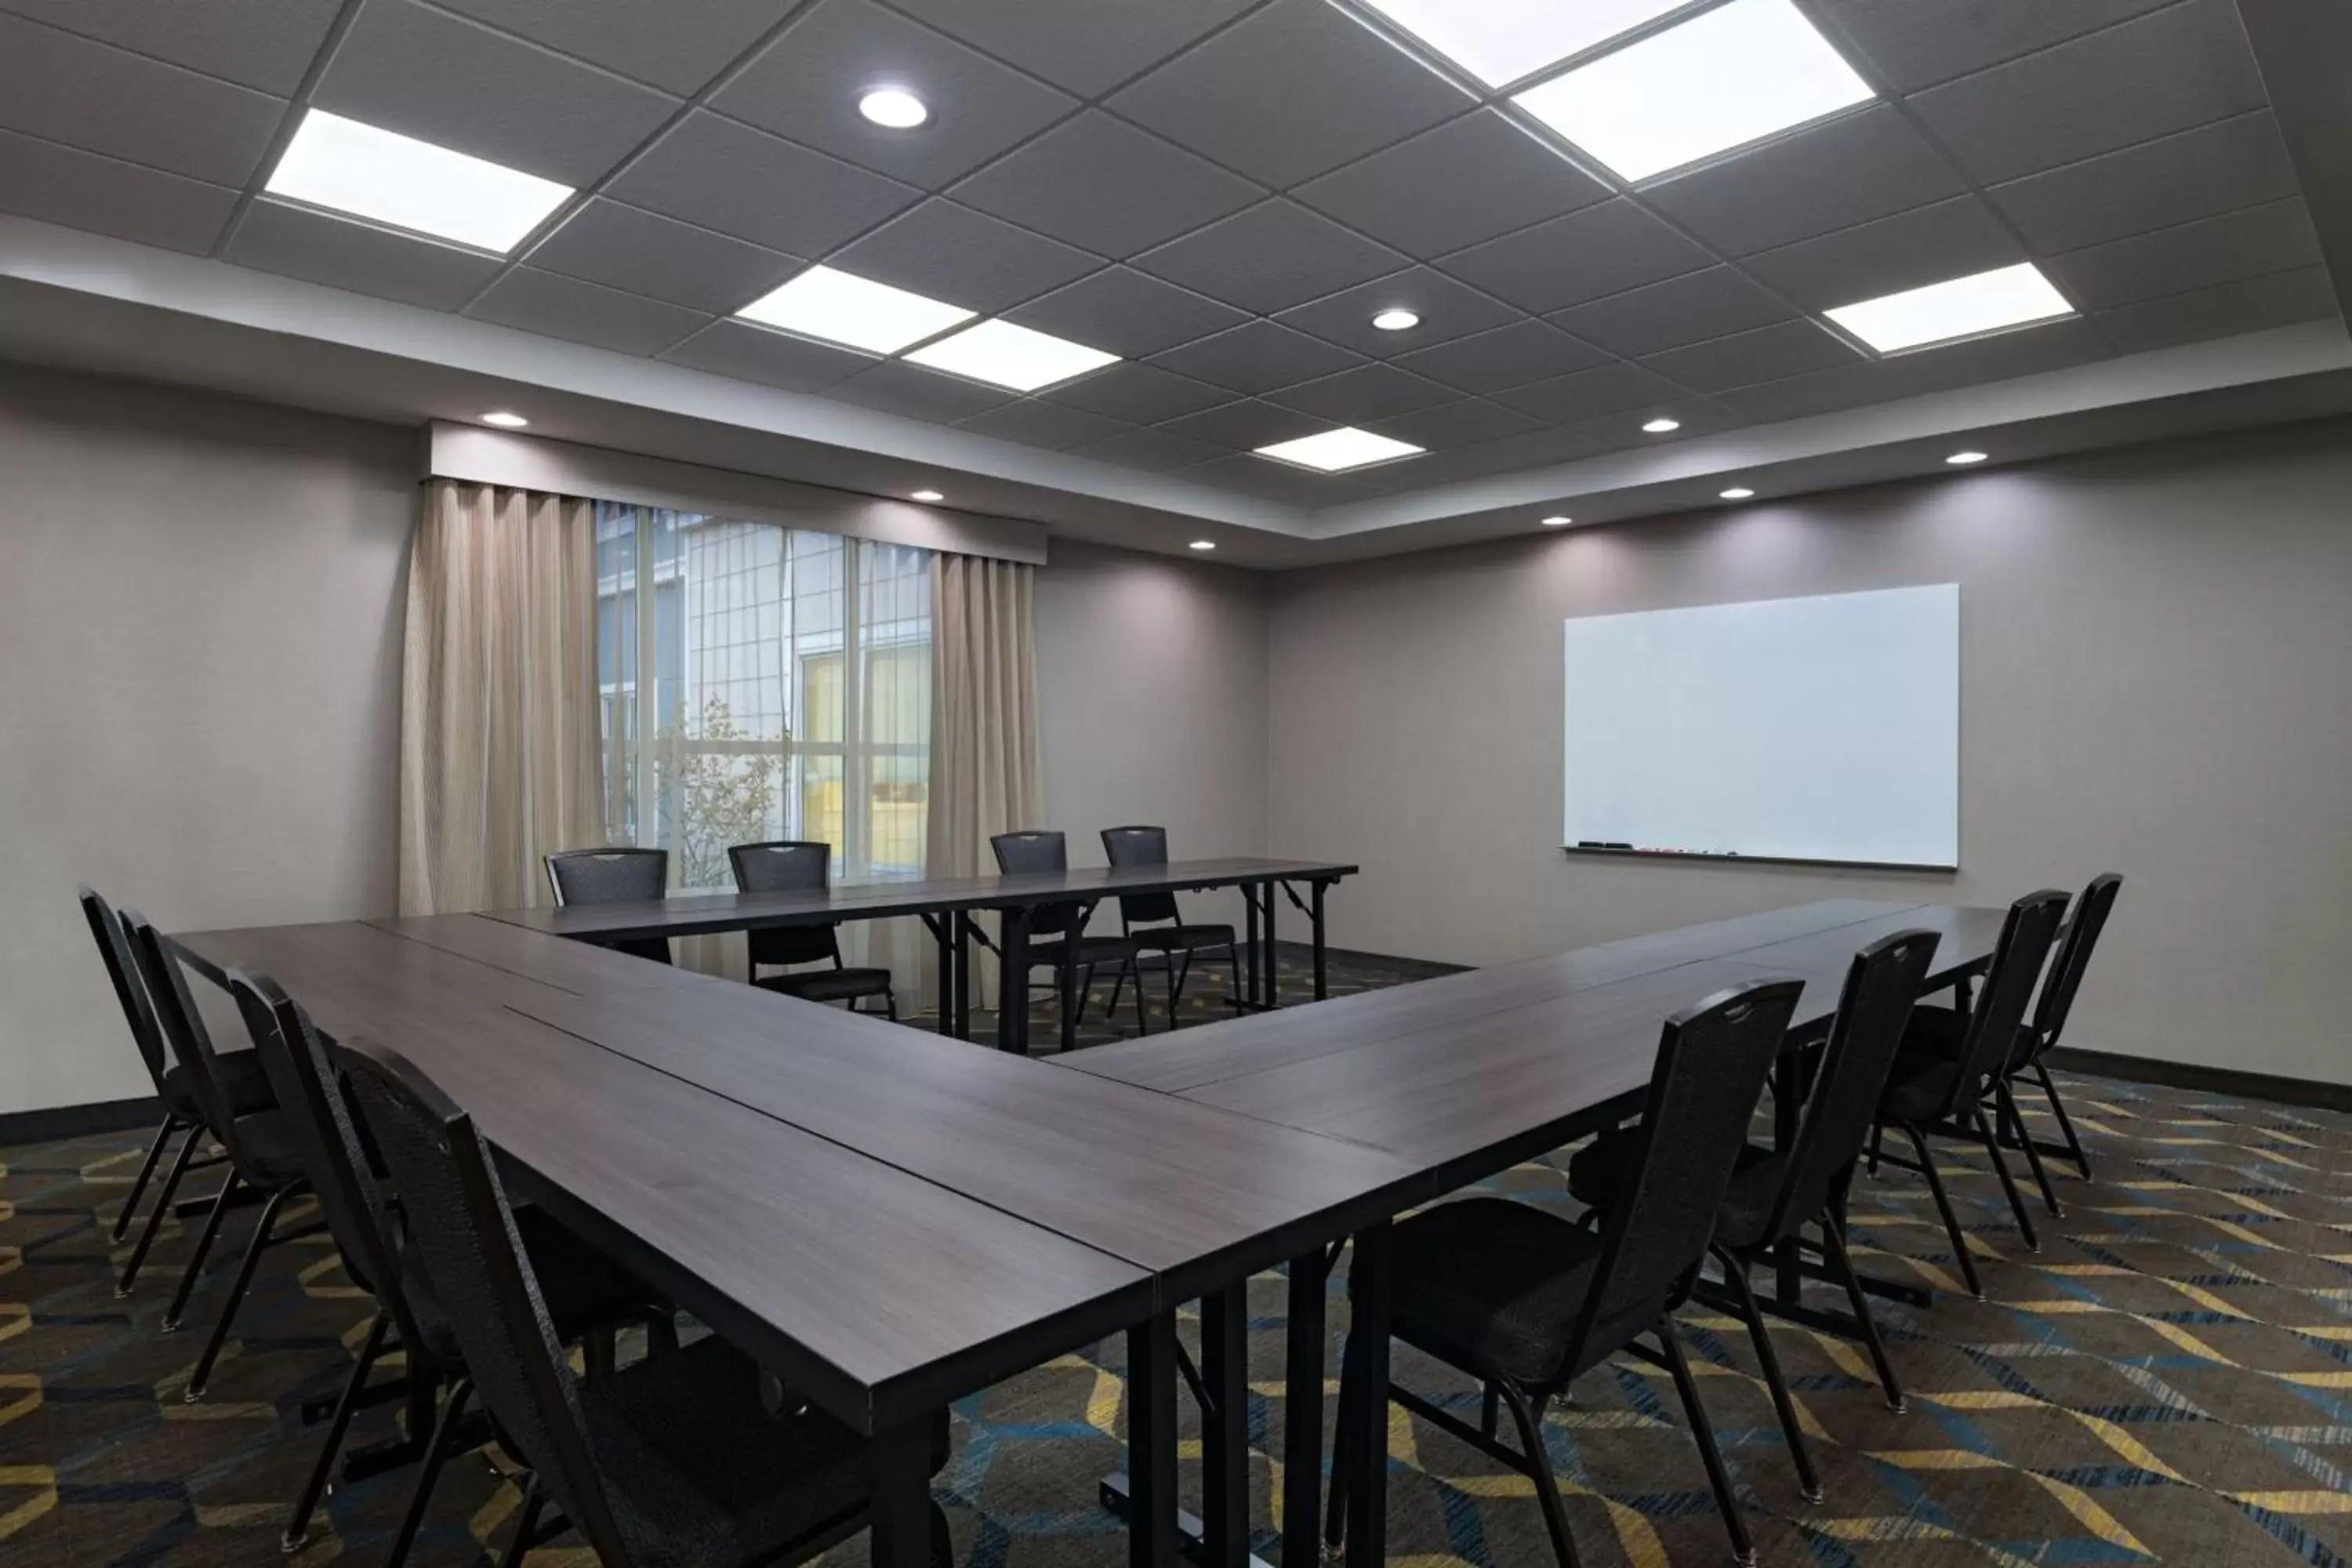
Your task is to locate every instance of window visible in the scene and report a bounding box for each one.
[595,506,931,891]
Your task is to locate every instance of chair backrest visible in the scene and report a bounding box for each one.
[2023,873,2122,1065]
[991,829,1080,938]
[1101,826,1180,927]
[78,886,172,1096]
[1566,977,1802,1378]
[120,909,266,1169]
[336,1036,632,1563]
[1939,888,2071,1113]
[729,840,844,971]
[545,848,668,906]
[1762,929,1941,1242]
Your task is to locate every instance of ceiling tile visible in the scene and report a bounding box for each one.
[0,0,339,95]
[1274,267,1522,358]
[1986,111,2300,255]
[1290,110,1611,261]
[2094,267,2339,355]
[0,15,285,187]
[950,112,1258,260]
[1438,199,1711,314]
[1905,0,2267,187]
[1265,362,1458,423]
[1559,398,1747,451]
[1362,397,1544,450]
[1639,105,1965,258]
[1741,195,2023,312]
[1131,201,1407,316]
[524,198,800,314]
[223,198,505,310]
[430,0,797,96]
[1810,0,2177,94]
[660,318,876,391]
[608,111,919,258]
[1065,425,1230,473]
[1392,318,1608,394]
[1714,358,1904,423]
[1146,320,1367,395]
[0,129,239,253]
[1490,361,1684,423]
[1726,315,2116,421]
[1183,450,1388,502]
[1552,267,1797,358]
[1396,426,1607,485]
[314,0,681,187]
[828,199,1100,314]
[1637,318,1860,393]
[713,0,1076,190]
[464,267,710,356]
[1002,267,1247,361]
[2046,198,2322,313]
[887,0,1258,97]
[1157,400,1331,451]
[826,359,1016,422]
[953,398,1134,452]
[1106,0,1472,188]
[1037,361,1232,423]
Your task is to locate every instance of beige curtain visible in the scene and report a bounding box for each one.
[926,553,1043,1006]
[397,481,603,916]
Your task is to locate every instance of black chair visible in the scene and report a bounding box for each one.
[1566,930,1941,1496]
[1100,826,1242,1023]
[2003,873,2122,1202]
[337,1034,954,1568]
[1329,977,1805,1568]
[1868,890,2071,1295]
[728,841,896,1019]
[223,971,673,1561]
[546,847,673,966]
[120,911,311,1401]
[78,887,271,1294]
[990,830,1148,1045]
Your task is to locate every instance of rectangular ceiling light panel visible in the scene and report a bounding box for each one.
[736,266,976,355]
[265,109,574,253]
[1255,427,1425,471]
[1359,0,1694,89]
[905,318,1120,391]
[1512,0,1873,182]
[1825,263,2074,353]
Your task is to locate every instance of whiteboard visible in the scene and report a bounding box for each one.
[1563,585,1959,868]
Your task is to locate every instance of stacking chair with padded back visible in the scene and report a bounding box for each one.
[224,971,673,1562]
[1329,977,1805,1568]
[337,1034,954,1568]
[2003,873,2122,1203]
[78,887,272,1294]
[1868,889,2071,1295]
[728,840,896,1018]
[546,848,673,965]
[1100,826,1242,1023]
[1566,929,1940,1497]
[990,830,1148,1045]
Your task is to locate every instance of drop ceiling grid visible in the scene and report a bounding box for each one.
[0,0,2325,499]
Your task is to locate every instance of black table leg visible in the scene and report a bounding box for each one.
[1310,881,1328,1002]
[1061,924,1080,1055]
[1261,881,1278,1011]
[868,1416,934,1568]
[999,907,1031,1055]
[1128,1309,1182,1568]
[1343,1223,1392,1568]
[1282,1253,1325,1568]
[953,912,971,1040]
[927,915,956,1038]
[1202,1286,1250,1568]
[1242,888,1260,1008]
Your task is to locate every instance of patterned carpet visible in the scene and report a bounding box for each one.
[4,949,2350,1566]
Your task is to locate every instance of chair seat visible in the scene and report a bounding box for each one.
[402,1207,663,1364]
[1388,1197,1606,1388]
[586,1336,952,1568]
[753,967,894,1004]
[162,1049,274,1122]
[1025,935,1138,970]
[1567,1130,1788,1253]
[227,1108,309,1188]
[1877,1006,1972,1122]
[1129,924,1236,953]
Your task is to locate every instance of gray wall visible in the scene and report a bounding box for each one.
[1269,419,2352,1084]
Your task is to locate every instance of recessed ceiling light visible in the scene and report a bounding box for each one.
[858,88,928,129]
[736,265,974,355]
[1512,0,1873,182]
[1641,416,1681,434]
[479,411,529,428]
[1371,309,1421,332]
[1189,539,1217,551]
[1541,515,1573,527]
[905,319,1119,392]
[1825,263,2074,353]
[1720,487,1755,500]
[1944,450,1988,466]
[1361,0,1691,89]
[265,108,573,253]
[910,488,946,502]
[1254,428,1427,473]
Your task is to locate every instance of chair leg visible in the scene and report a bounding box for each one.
[1656,1318,1758,1568]
[1971,1102,2039,1253]
[162,1168,241,1332]
[1902,1123,1984,1299]
[285,1308,391,1551]
[1091,961,1109,1030]
[1128,960,1149,1036]
[1168,951,1192,1024]
[1492,1378,1584,1568]
[1227,946,1244,1019]
[384,1376,474,1568]
[2034,1060,2094,1181]
[1866,1121,1886,1178]
[1323,1347,1356,1552]
[1480,1381,1501,1439]
[583,1327,616,1383]
[111,1116,180,1243]
[1820,1216,1905,1413]
[884,986,898,1022]
[498,1475,547,1568]
[118,1124,201,1297]
[2000,1080,2063,1219]
[1714,1245,1823,1503]
[186,1181,296,1399]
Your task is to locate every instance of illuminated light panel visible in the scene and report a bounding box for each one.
[480,411,529,428]
[736,266,975,355]
[1254,427,1425,472]
[265,109,573,253]
[1825,263,2074,353]
[1945,451,1988,466]
[905,318,1119,391]
[1720,486,1755,499]
[1541,515,1573,526]
[859,88,928,128]
[1361,0,1692,89]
